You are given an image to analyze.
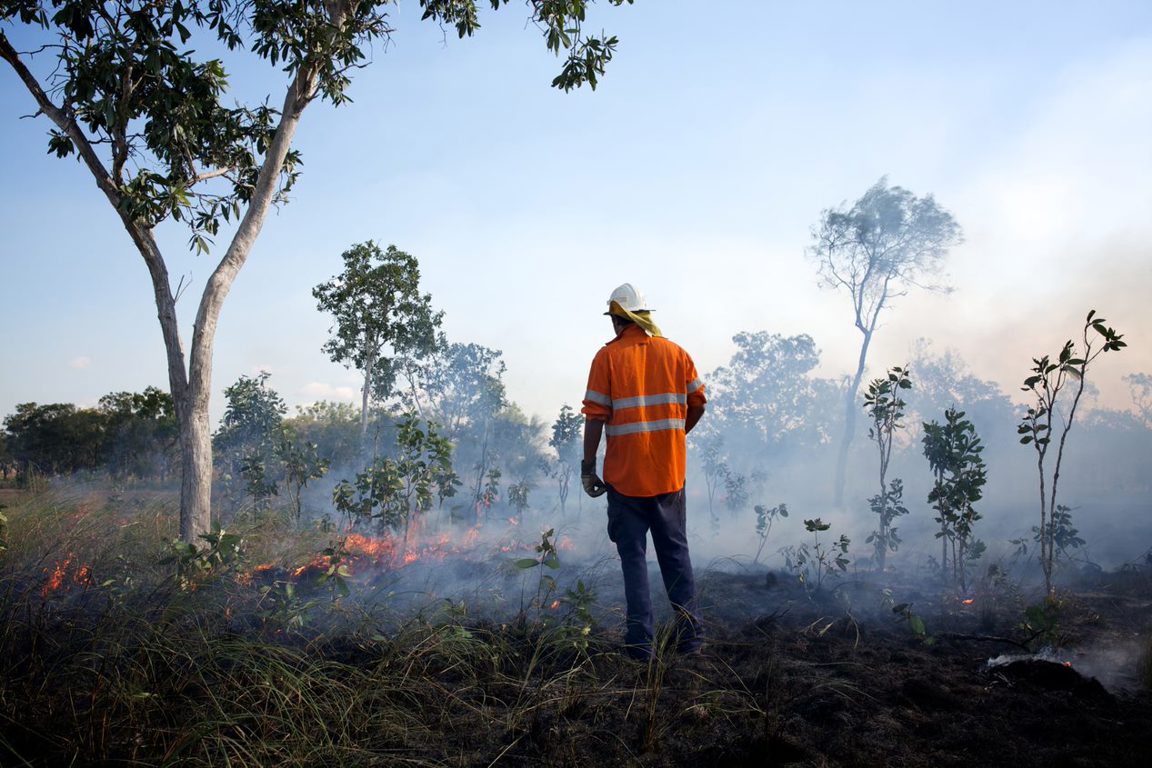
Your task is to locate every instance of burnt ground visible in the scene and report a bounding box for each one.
[2,573,1151,768]
[2,507,1151,767]
[666,567,1152,768]
[338,555,1152,767]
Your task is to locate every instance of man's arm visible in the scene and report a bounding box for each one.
[583,417,605,465]
[581,417,608,497]
[685,404,705,435]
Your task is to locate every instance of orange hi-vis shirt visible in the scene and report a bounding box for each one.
[582,324,707,498]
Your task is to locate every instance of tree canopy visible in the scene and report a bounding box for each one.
[314,242,444,439]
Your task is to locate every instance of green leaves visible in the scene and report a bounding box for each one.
[314,242,444,408]
[923,406,986,588]
[418,0,630,90]
[1017,309,1127,594]
[330,413,457,534]
[46,130,74,158]
[803,517,831,533]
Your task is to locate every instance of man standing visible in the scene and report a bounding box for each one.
[581,283,707,659]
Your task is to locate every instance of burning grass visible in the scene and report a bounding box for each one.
[1,487,1151,767]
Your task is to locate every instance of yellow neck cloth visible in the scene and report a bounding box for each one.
[608,301,663,338]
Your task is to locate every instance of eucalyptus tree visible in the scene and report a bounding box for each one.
[808,178,962,504]
[402,341,507,441]
[314,242,444,441]
[1,0,633,541]
[98,386,178,481]
[285,400,362,471]
[1125,373,1152,429]
[2,402,106,478]
[706,331,833,463]
[213,371,287,511]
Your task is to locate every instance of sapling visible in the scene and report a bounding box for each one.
[922,407,987,590]
[1017,310,1125,595]
[508,480,531,518]
[164,524,246,590]
[753,503,788,566]
[548,404,582,514]
[1032,504,1086,566]
[695,427,727,522]
[780,518,850,595]
[863,366,912,570]
[513,528,561,617]
[277,430,329,525]
[331,414,457,550]
[475,466,502,521]
[724,471,750,516]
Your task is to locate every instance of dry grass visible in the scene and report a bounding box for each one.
[2,485,1150,767]
[0,486,777,767]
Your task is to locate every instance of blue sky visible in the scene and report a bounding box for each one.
[2,0,1150,425]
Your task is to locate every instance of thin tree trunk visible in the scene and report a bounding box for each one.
[834,329,872,505]
[360,351,375,443]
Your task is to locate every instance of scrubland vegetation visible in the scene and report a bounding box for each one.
[2,483,1151,767]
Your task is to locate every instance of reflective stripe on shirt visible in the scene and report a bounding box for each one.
[687,378,704,393]
[612,392,687,410]
[605,418,686,437]
[584,389,611,407]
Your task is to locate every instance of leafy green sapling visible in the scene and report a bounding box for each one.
[780,518,850,595]
[331,414,458,550]
[863,366,912,570]
[278,429,329,525]
[922,407,987,590]
[1017,310,1125,594]
[514,528,562,616]
[753,503,789,566]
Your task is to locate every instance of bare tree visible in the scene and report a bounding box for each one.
[807,177,962,505]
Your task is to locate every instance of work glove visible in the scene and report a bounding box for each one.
[580,459,607,498]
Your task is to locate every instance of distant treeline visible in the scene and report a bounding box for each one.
[3,341,1150,527]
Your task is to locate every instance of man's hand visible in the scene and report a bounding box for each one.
[580,459,607,498]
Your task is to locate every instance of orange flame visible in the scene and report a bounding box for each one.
[962,598,975,605]
[41,553,94,598]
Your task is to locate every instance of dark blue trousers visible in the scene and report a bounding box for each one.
[606,486,701,657]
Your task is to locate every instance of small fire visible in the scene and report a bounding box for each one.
[962,598,975,605]
[245,520,556,592]
[41,553,95,598]
[345,532,396,559]
[549,599,561,610]
[461,527,481,547]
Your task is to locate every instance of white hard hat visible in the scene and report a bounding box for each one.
[605,283,652,314]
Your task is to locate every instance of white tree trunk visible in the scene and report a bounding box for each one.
[3,6,347,543]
